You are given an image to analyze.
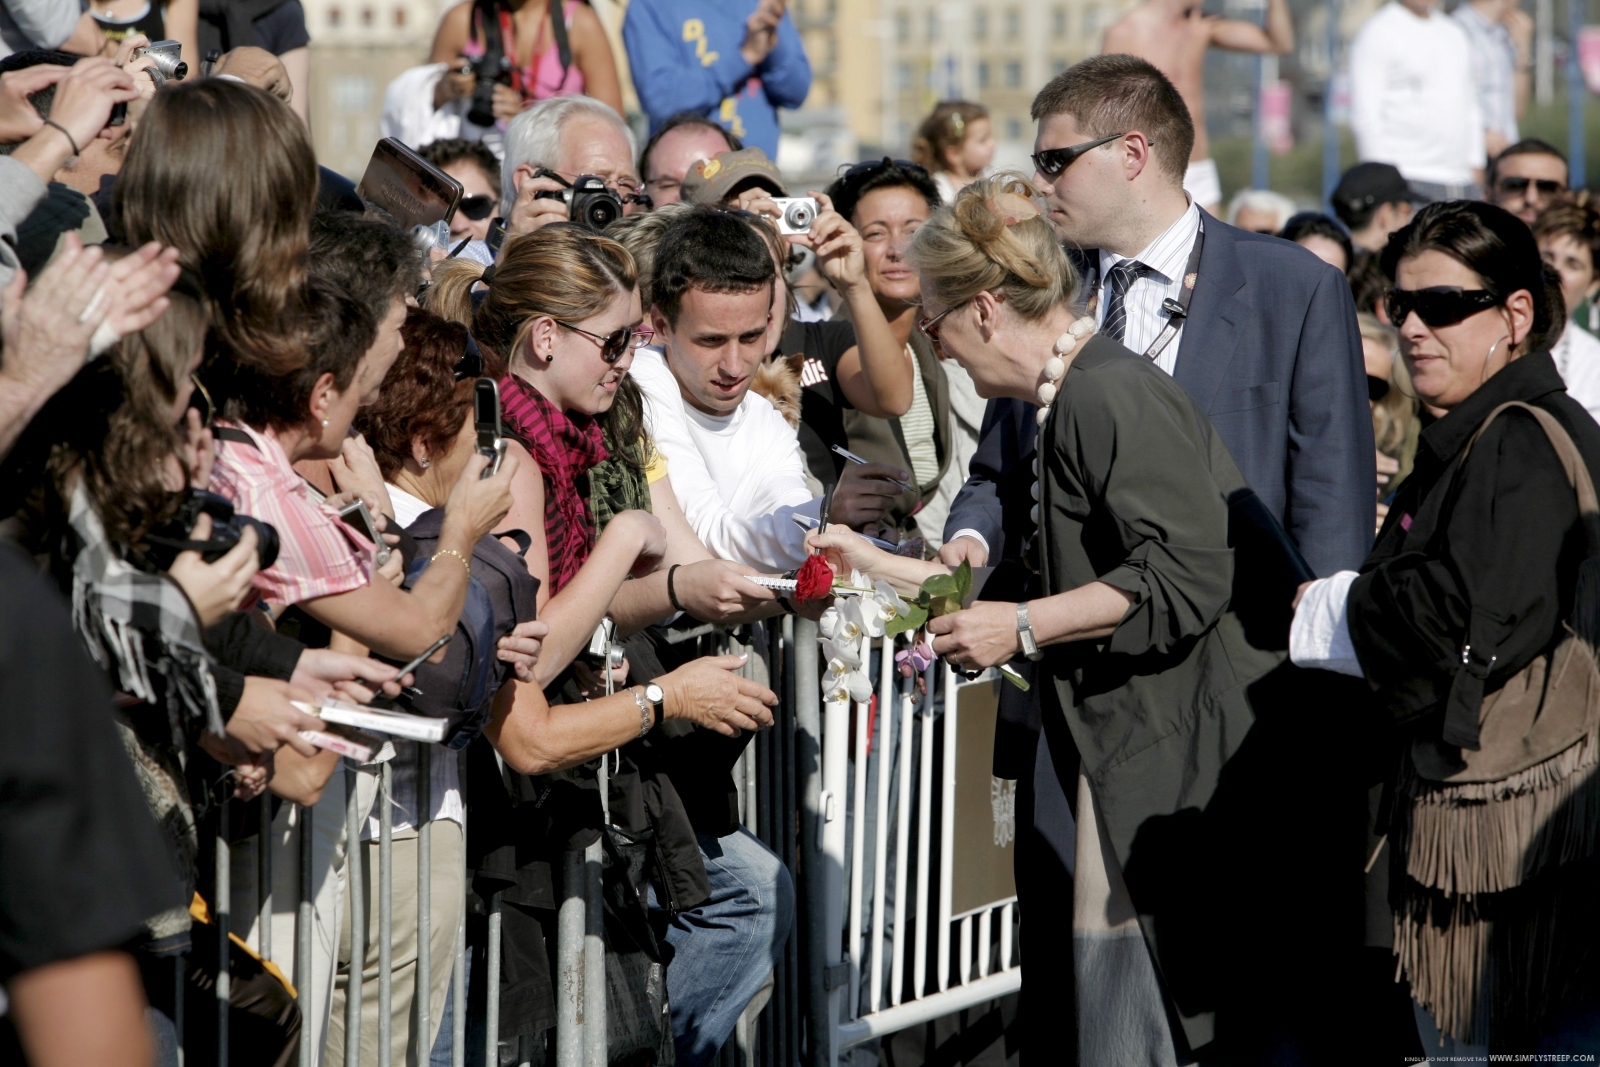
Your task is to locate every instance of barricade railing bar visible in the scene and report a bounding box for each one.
[183,622,1011,1067]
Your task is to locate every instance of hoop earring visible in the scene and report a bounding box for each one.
[1482,333,1510,386]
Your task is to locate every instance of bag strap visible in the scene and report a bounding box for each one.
[213,426,260,450]
[548,0,572,78]
[1459,401,1600,556]
[1439,400,1600,750]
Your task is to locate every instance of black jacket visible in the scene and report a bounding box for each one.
[1348,349,1600,747]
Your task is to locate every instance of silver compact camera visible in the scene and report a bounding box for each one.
[133,39,188,86]
[772,196,818,235]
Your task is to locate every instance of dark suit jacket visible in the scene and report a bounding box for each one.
[947,219,1375,578]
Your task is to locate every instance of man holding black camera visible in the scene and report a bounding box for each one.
[499,94,648,240]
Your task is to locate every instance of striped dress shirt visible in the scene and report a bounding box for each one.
[208,420,375,610]
[1093,201,1203,376]
[1452,3,1518,146]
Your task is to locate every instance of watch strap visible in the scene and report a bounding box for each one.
[1017,601,1043,661]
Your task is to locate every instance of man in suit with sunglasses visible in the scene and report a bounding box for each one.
[1024,53,1374,576]
[941,53,1377,1065]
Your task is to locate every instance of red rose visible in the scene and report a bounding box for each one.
[795,554,835,601]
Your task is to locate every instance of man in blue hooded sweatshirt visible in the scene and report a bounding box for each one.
[623,0,811,160]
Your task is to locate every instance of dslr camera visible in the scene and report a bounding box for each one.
[772,197,818,235]
[464,50,511,128]
[132,40,187,86]
[532,168,622,232]
[146,489,280,572]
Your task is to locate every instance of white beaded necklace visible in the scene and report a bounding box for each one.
[1029,314,1097,527]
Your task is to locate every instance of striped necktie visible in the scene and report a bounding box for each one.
[1101,260,1150,345]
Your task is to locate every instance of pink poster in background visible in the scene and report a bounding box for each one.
[1580,26,1600,95]
[1262,80,1293,155]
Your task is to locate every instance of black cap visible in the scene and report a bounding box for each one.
[1331,162,1423,221]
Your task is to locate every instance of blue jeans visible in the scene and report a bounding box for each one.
[652,827,795,1067]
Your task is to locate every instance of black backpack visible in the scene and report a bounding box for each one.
[400,509,540,748]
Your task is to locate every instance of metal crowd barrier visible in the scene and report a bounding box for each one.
[182,621,1012,1067]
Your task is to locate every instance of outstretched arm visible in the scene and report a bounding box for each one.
[1209,0,1293,54]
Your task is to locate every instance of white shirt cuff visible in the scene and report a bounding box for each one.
[946,529,990,555]
[1288,570,1365,678]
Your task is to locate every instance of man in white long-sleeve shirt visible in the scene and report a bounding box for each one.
[634,206,902,572]
[1349,0,1486,201]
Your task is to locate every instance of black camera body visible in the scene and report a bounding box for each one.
[146,489,280,573]
[534,173,623,232]
[464,49,511,128]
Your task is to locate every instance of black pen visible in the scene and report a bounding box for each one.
[390,633,452,697]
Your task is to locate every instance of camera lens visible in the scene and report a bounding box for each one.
[584,197,620,231]
[784,200,815,231]
[240,517,280,570]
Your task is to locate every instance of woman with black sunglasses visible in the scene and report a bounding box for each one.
[1291,199,1600,1055]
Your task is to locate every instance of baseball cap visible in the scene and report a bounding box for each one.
[680,147,788,204]
[1331,163,1425,222]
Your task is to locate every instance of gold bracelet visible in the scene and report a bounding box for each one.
[431,548,472,575]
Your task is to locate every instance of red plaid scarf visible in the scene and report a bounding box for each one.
[499,374,608,594]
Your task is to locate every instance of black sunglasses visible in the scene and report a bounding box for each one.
[1384,286,1502,329]
[1031,132,1130,178]
[1495,176,1567,197]
[558,320,653,363]
[454,333,484,380]
[457,194,498,221]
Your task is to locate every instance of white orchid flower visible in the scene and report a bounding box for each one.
[823,636,862,671]
[870,581,905,624]
[823,659,874,704]
[818,605,840,639]
[839,594,885,640]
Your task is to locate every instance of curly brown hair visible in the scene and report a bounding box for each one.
[357,307,476,480]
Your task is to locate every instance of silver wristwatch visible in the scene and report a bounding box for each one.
[633,683,664,738]
[1016,602,1044,661]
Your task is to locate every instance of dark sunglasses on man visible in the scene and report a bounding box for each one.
[1495,176,1567,198]
[1032,132,1133,179]
[456,194,499,221]
[1384,286,1501,329]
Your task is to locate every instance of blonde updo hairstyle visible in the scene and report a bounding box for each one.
[907,173,1078,323]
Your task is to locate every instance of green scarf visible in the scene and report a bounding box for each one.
[590,434,652,533]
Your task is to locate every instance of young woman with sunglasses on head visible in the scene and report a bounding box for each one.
[1291,200,1600,1056]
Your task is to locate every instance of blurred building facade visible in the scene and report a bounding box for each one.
[297,0,1110,180]
[300,0,638,177]
[877,0,1106,163]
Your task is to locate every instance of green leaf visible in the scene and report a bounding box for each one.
[927,594,961,618]
[922,573,960,600]
[998,664,1031,691]
[953,560,972,602]
[884,610,919,637]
